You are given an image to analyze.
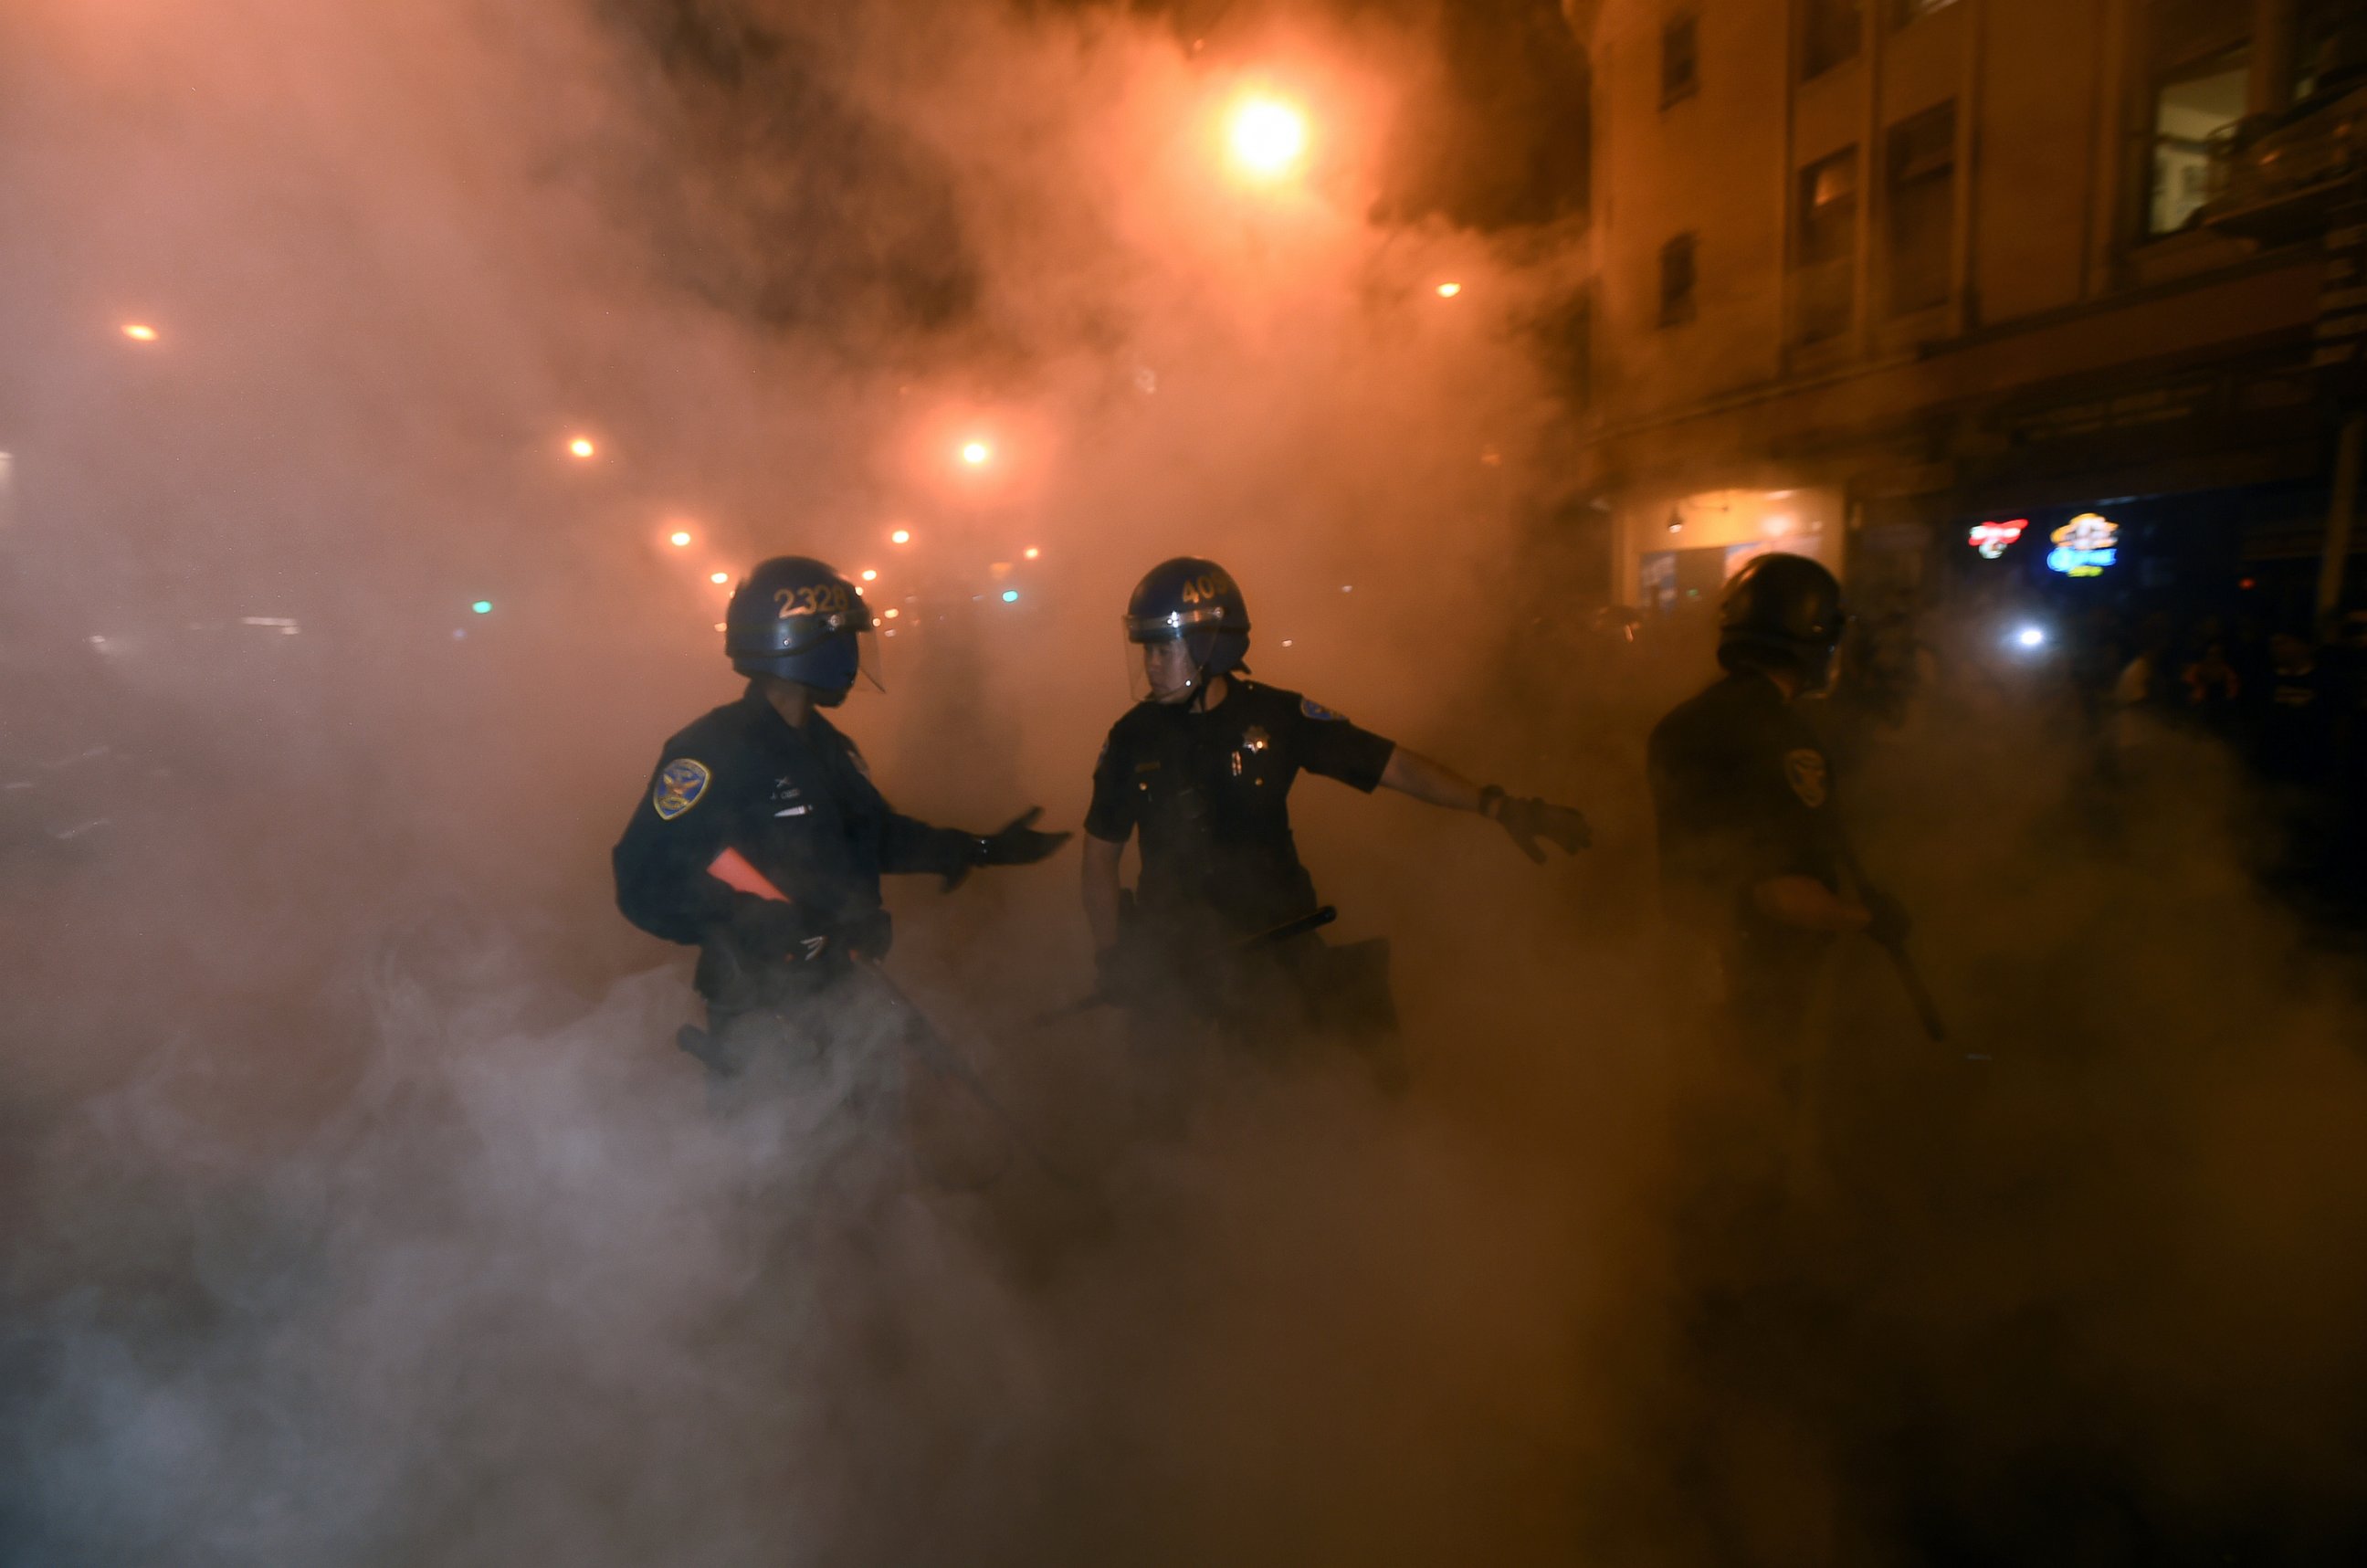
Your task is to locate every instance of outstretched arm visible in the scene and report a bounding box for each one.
[1380,748,1591,861]
[1378,747,1488,813]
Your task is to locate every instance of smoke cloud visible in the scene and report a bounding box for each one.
[3,0,2362,1563]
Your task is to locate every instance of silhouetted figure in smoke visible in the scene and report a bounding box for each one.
[1648,553,1894,1051]
[1645,552,1907,1563]
[611,555,1067,1111]
[1078,557,1589,1108]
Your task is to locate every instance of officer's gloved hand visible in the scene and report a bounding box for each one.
[724,898,832,966]
[1859,886,1913,949]
[1483,788,1594,862]
[943,807,1073,890]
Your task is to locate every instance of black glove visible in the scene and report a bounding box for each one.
[1859,886,1912,949]
[942,807,1073,890]
[1481,786,1593,862]
[722,898,834,966]
[841,906,894,962]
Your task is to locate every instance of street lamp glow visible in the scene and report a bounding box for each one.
[961,440,991,466]
[1002,589,1020,604]
[1436,282,1462,298]
[1228,96,1308,177]
[470,600,493,615]
[1024,546,1041,560]
[2015,625,2046,649]
[885,608,899,619]
[121,322,159,342]
[668,531,691,547]
[890,529,911,544]
[567,437,595,458]
[710,572,729,584]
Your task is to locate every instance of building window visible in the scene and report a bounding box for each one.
[1663,14,1699,106]
[2149,44,2249,234]
[1892,0,1959,25]
[1659,232,1698,326]
[1886,101,1956,313]
[1794,147,1857,342]
[1803,0,1862,79]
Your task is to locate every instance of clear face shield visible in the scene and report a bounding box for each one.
[1127,633,1203,704]
[855,626,885,694]
[1125,597,1239,704]
[799,616,885,710]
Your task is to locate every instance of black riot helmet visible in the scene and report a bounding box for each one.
[1123,557,1250,702]
[724,555,881,707]
[1717,552,1846,690]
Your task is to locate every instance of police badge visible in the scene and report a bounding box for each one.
[653,757,712,820]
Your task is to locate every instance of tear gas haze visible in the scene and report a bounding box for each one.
[3,0,2365,1563]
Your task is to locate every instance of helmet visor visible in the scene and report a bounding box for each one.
[857,626,884,695]
[1124,604,1235,643]
[1125,626,1205,704]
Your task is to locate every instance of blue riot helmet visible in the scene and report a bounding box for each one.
[725,555,881,707]
[1717,552,1846,691]
[1123,557,1250,703]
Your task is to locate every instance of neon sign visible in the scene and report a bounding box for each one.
[2046,512,2119,577]
[1967,518,2027,559]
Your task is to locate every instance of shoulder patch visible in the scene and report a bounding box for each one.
[1783,748,1828,809]
[1300,698,1347,722]
[653,758,712,820]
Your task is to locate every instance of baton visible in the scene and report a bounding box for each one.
[1036,904,1339,1025]
[1834,843,1950,1045]
[1871,931,1948,1044]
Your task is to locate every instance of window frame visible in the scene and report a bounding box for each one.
[1884,100,1958,315]
[1658,232,1699,327]
[1792,145,1860,342]
[2144,40,2252,238]
[1662,11,1700,108]
[1801,0,1864,81]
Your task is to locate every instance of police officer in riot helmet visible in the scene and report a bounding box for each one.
[614,555,1068,1084]
[1081,556,1591,1078]
[1646,552,1906,1044]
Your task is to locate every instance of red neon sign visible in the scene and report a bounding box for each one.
[1967,519,2028,559]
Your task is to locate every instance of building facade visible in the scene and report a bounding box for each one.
[1571,0,2362,644]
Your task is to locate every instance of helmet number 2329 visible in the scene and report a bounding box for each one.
[775,584,851,618]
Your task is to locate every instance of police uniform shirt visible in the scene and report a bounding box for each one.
[613,682,972,950]
[1085,679,1396,935]
[1646,668,1843,947]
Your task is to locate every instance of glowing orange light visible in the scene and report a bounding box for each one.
[568,437,595,458]
[860,569,878,582]
[713,622,726,631]
[710,572,729,584]
[1436,283,1461,298]
[668,531,691,547]
[1024,547,1040,560]
[1228,96,1308,177]
[961,441,991,466]
[885,608,900,619]
[890,529,911,544]
[121,322,158,342]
